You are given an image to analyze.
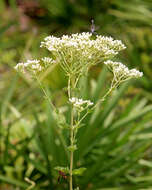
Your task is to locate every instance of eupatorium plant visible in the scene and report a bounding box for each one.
[15,32,143,190]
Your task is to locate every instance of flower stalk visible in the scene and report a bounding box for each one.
[69,76,74,190]
[14,32,143,190]
[70,106,74,190]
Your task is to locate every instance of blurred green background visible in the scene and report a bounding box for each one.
[1,0,152,189]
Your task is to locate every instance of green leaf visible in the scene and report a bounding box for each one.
[111,105,152,130]
[1,74,18,120]
[72,168,86,176]
[79,75,89,99]
[92,66,107,102]
[54,166,69,174]
[67,145,77,152]
[139,159,152,168]
[0,174,28,188]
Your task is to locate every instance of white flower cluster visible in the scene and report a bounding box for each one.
[15,59,42,74]
[41,33,126,54]
[104,60,143,82]
[15,57,56,74]
[40,32,126,76]
[69,97,93,111]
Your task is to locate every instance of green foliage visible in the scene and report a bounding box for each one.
[1,61,152,189]
[68,145,77,152]
[1,0,152,189]
[55,166,69,174]
[72,168,86,176]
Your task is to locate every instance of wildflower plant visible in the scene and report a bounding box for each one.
[15,32,143,190]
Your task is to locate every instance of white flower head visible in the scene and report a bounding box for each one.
[104,60,143,82]
[14,59,43,74]
[14,57,56,75]
[69,97,93,111]
[40,33,126,76]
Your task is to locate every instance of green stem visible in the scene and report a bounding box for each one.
[69,76,75,190]
[35,75,57,112]
[68,76,71,98]
[70,107,74,190]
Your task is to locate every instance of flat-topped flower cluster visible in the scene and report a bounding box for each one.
[40,32,126,76]
[14,32,143,84]
[15,57,55,74]
[41,32,126,54]
[104,60,143,83]
[69,97,93,112]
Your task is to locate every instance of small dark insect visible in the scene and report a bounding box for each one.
[90,19,99,34]
[58,171,68,183]
[90,19,95,33]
